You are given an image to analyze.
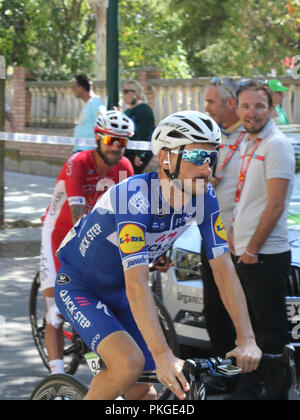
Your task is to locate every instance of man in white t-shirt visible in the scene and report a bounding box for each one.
[227,80,295,400]
[73,74,106,152]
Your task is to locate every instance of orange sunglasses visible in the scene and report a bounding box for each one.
[102,135,128,148]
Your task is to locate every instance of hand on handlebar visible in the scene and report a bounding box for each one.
[226,342,262,373]
[153,255,173,273]
[155,352,190,400]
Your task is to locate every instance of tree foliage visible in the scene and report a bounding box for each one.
[169,0,229,76]
[169,0,300,77]
[0,0,299,80]
[216,0,300,76]
[0,0,96,79]
[119,0,191,78]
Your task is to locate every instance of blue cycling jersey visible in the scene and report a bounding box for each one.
[57,171,228,305]
[55,171,229,362]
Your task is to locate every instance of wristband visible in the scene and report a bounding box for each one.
[245,250,257,258]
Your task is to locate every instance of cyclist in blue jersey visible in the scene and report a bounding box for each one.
[55,111,262,400]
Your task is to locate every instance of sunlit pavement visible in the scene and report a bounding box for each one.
[4,171,55,224]
[0,172,90,399]
[0,256,91,400]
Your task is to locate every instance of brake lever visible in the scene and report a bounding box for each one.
[283,344,300,397]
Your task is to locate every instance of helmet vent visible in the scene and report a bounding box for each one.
[168,130,188,139]
[201,118,213,131]
[192,134,211,141]
[154,130,161,141]
[182,118,204,134]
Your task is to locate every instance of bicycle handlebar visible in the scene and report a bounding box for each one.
[183,357,234,378]
[183,344,296,375]
[182,344,299,396]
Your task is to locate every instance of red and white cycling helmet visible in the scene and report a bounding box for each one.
[94,110,134,138]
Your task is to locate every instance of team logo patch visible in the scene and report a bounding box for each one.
[57,273,71,285]
[119,224,146,254]
[214,214,227,241]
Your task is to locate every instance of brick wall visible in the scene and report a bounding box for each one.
[4,66,160,176]
[8,141,73,161]
[12,67,32,131]
[5,125,75,170]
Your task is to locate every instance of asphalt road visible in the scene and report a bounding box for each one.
[0,256,90,400]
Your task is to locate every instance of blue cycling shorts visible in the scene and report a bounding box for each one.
[55,267,156,372]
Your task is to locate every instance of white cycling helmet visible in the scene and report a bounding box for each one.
[94,110,134,138]
[151,110,221,155]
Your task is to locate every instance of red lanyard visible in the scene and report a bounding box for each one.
[215,132,246,177]
[234,137,262,203]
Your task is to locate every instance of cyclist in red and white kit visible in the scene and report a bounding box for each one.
[40,110,134,374]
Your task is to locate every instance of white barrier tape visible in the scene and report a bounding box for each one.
[0,132,152,151]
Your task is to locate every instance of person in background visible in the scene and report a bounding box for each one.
[121,79,155,174]
[267,79,290,125]
[202,77,245,360]
[73,74,106,152]
[227,80,295,400]
[5,103,16,132]
[41,110,134,374]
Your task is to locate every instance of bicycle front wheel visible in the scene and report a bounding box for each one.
[30,374,88,400]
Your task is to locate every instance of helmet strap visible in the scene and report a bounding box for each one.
[163,145,185,180]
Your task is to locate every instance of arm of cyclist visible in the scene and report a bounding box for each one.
[209,253,262,373]
[70,204,86,225]
[124,264,190,400]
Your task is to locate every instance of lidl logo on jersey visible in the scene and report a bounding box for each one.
[211,212,227,244]
[118,223,146,254]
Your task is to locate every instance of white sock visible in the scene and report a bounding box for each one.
[49,359,65,374]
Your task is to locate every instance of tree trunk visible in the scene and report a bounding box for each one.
[0,78,5,229]
[88,0,107,80]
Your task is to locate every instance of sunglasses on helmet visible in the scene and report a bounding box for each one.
[237,78,268,88]
[102,135,128,148]
[210,77,237,98]
[171,149,218,167]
